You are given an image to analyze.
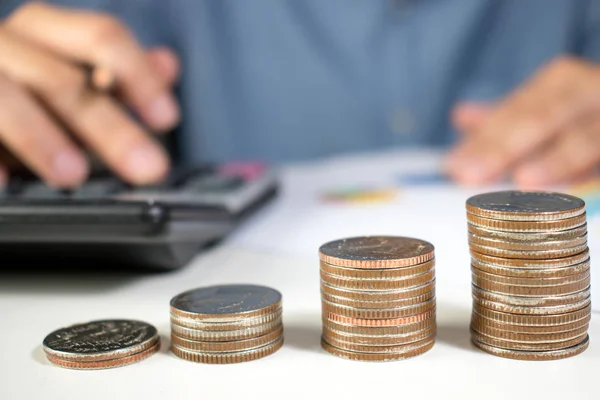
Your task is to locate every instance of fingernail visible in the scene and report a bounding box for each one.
[126,143,169,184]
[53,150,88,185]
[145,94,179,130]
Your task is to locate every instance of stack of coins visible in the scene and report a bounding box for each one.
[467,191,591,360]
[319,236,436,361]
[43,320,160,370]
[170,284,283,364]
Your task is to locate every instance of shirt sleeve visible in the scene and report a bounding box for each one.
[0,0,25,19]
[578,0,600,62]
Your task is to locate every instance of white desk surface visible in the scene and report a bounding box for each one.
[0,150,598,400]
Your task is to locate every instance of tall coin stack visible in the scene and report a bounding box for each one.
[170,284,284,364]
[319,236,436,361]
[467,191,591,360]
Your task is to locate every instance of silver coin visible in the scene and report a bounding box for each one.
[318,236,434,263]
[471,284,591,307]
[468,223,588,242]
[43,320,159,361]
[170,284,282,317]
[468,232,587,251]
[466,191,585,221]
[471,258,590,278]
[472,294,591,315]
[468,241,588,259]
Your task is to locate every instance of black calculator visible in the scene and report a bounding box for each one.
[0,162,278,270]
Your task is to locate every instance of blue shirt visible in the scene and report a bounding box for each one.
[3,0,600,164]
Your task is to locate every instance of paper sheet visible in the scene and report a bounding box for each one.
[227,148,600,311]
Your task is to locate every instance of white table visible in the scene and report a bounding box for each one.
[0,150,597,400]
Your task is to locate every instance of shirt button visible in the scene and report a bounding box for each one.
[389,109,416,137]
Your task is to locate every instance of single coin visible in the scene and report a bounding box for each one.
[470,312,590,334]
[468,232,587,251]
[471,267,589,287]
[321,289,435,309]
[471,323,589,344]
[320,267,435,283]
[472,335,589,360]
[321,297,436,319]
[318,236,434,269]
[468,241,588,260]
[321,337,434,361]
[320,269,435,290]
[472,303,591,326]
[323,325,436,346]
[472,274,590,297]
[171,327,283,353]
[323,334,435,353]
[466,191,586,221]
[324,308,436,327]
[470,250,589,269]
[468,223,588,242]
[170,308,282,331]
[472,296,591,316]
[323,323,435,339]
[472,285,591,308]
[170,285,282,321]
[43,320,159,362]
[471,329,587,351]
[320,281,435,301]
[170,319,282,342]
[471,258,590,278]
[323,316,436,336]
[467,213,586,232]
[320,259,434,279]
[171,337,283,364]
[45,341,160,370]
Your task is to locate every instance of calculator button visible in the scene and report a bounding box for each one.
[72,178,126,198]
[169,166,214,188]
[20,182,65,199]
[182,175,244,193]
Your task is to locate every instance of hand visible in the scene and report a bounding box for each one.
[445,56,600,187]
[0,2,181,187]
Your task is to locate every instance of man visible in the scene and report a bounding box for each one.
[0,0,599,188]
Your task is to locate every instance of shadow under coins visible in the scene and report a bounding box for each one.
[31,345,49,367]
[158,333,172,355]
[436,321,477,352]
[282,314,323,354]
[435,303,478,353]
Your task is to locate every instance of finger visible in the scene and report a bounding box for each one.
[5,2,180,131]
[72,96,171,184]
[513,117,600,187]
[0,161,9,187]
[0,72,88,187]
[447,57,600,184]
[451,102,492,134]
[0,28,169,185]
[147,47,180,87]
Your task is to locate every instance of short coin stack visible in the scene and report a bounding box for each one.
[467,191,591,360]
[170,284,283,364]
[319,236,436,361]
[43,320,160,369]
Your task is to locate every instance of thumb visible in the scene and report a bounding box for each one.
[452,102,492,134]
